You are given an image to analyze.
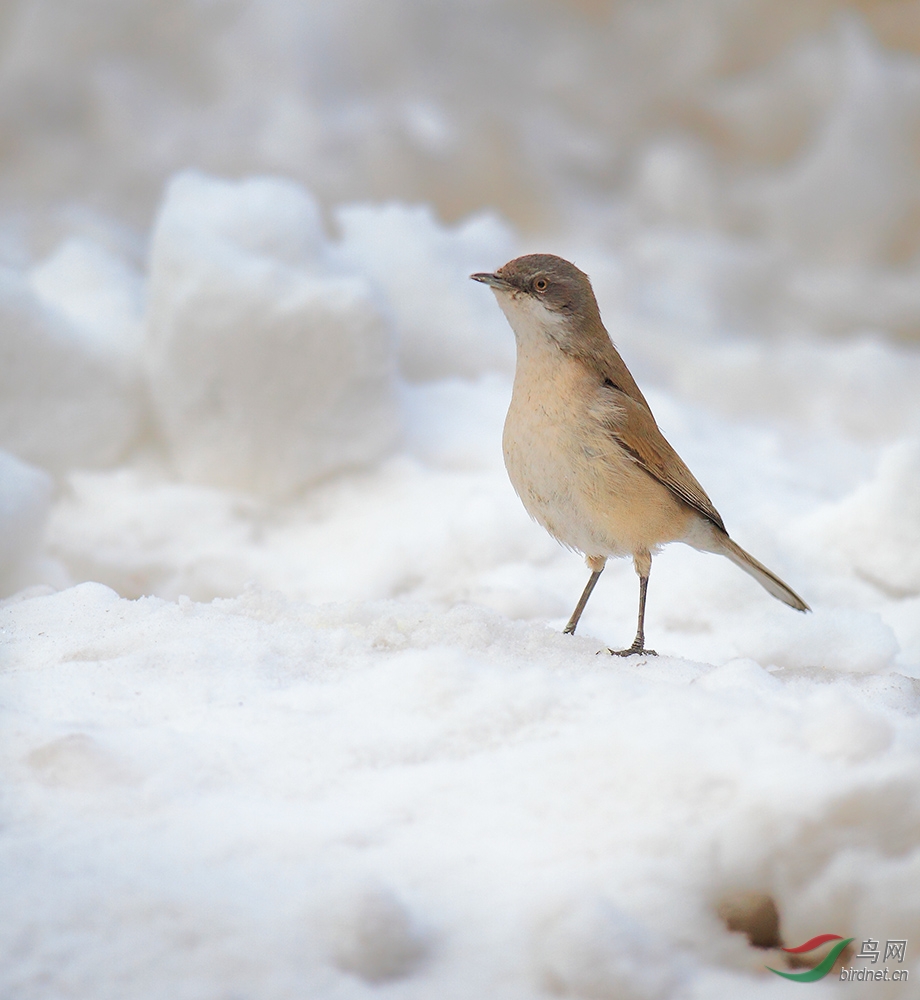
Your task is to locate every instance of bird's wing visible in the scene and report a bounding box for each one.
[597,383,726,532]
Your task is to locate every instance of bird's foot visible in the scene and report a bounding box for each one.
[607,644,657,657]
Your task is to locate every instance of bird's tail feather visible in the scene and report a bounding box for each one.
[717,535,810,612]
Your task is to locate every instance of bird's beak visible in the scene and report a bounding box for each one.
[470,271,511,289]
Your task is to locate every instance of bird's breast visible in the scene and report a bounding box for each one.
[503,350,617,554]
[502,347,690,558]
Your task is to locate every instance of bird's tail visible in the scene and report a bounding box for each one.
[716,535,810,612]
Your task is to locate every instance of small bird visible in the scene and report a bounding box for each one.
[471,254,809,656]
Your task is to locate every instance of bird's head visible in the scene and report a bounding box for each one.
[471,253,602,351]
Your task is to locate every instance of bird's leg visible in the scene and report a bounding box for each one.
[563,557,605,635]
[611,550,657,657]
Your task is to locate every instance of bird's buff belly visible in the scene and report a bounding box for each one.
[502,410,691,559]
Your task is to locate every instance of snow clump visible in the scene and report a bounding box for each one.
[145,172,402,498]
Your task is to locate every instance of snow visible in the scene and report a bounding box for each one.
[335,203,516,380]
[145,173,401,497]
[0,268,143,473]
[2,3,920,998]
[29,237,146,367]
[3,584,918,999]
[0,450,53,595]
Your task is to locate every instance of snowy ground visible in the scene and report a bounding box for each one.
[3,3,920,998]
[3,175,920,999]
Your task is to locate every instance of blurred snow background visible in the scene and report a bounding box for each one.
[2,1,920,997]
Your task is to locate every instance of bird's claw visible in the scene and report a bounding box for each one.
[607,645,657,657]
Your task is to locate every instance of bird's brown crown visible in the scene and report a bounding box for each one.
[492,254,598,318]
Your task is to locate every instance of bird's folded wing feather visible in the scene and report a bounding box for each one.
[598,387,726,532]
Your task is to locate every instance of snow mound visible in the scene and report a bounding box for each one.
[322,883,429,983]
[1,585,918,998]
[753,18,917,268]
[536,899,681,1000]
[29,237,145,367]
[809,440,920,597]
[0,269,142,473]
[0,449,53,596]
[336,202,516,380]
[146,172,402,498]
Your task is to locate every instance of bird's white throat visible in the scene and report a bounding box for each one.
[491,289,572,353]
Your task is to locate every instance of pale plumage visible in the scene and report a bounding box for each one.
[472,254,808,656]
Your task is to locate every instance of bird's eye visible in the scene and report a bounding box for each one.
[534,277,548,292]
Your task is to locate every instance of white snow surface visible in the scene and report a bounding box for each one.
[2,174,920,999]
